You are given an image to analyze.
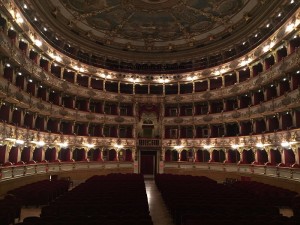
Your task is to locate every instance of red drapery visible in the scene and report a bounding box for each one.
[9,146,19,164]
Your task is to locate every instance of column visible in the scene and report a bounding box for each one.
[207,78,210,90]
[265,147,271,164]
[221,76,225,87]
[280,148,285,165]
[29,146,34,161]
[249,66,254,78]
[41,147,46,161]
[69,147,73,161]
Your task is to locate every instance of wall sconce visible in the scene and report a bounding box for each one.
[85,143,95,148]
[231,144,239,149]
[203,145,212,149]
[58,142,68,148]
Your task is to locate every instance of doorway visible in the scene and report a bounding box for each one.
[140,151,157,175]
[143,127,153,138]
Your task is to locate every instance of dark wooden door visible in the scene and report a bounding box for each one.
[140,151,157,175]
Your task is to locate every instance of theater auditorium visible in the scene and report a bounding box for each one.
[1,0,300,225]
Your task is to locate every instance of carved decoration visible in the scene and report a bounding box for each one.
[229,60,239,69]
[15,92,24,101]
[62,57,71,65]
[115,116,125,123]
[36,102,45,110]
[61,81,70,90]
[282,96,291,106]
[86,114,95,120]
[202,70,211,76]
[257,105,266,114]
[202,91,212,100]
[254,76,264,86]
[87,89,97,97]
[231,111,241,119]
[174,117,183,124]
[230,85,240,93]
[174,95,183,102]
[59,109,68,116]
[203,114,213,122]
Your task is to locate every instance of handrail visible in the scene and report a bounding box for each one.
[163,161,300,182]
[0,161,134,182]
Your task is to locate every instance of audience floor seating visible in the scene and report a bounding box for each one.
[13,173,153,225]
[155,174,299,225]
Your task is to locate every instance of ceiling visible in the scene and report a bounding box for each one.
[23,0,290,66]
[59,0,247,50]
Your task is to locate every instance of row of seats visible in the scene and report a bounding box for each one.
[0,194,22,225]
[33,173,153,225]
[7,179,70,206]
[155,174,299,225]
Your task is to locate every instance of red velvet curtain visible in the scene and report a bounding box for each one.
[37,87,47,100]
[45,147,56,162]
[165,150,171,162]
[227,149,240,163]
[280,80,290,96]
[111,104,118,115]
[95,102,102,113]
[40,59,49,71]
[284,149,295,166]
[255,119,266,134]
[126,127,133,138]
[12,110,21,126]
[73,148,85,161]
[93,125,102,137]
[33,147,43,162]
[242,149,255,164]
[0,145,6,164]
[23,113,33,128]
[292,73,300,90]
[172,150,178,161]
[165,127,171,138]
[0,104,10,122]
[211,150,219,162]
[240,122,252,135]
[16,76,25,89]
[180,150,187,161]
[196,150,203,162]
[35,116,45,131]
[49,92,60,105]
[253,92,264,105]
[110,126,117,137]
[4,67,13,82]
[257,149,268,165]
[268,117,279,132]
[125,149,132,161]
[94,148,102,161]
[27,82,36,96]
[281,113,293,130]
[270,149,281,165]
[48,119,59,133]
[266,86,277,100]
[21,146,31,163]
[109,149,116,161]
[9,146,19,164]
[59,148,71,161]
[91,79,103,90]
